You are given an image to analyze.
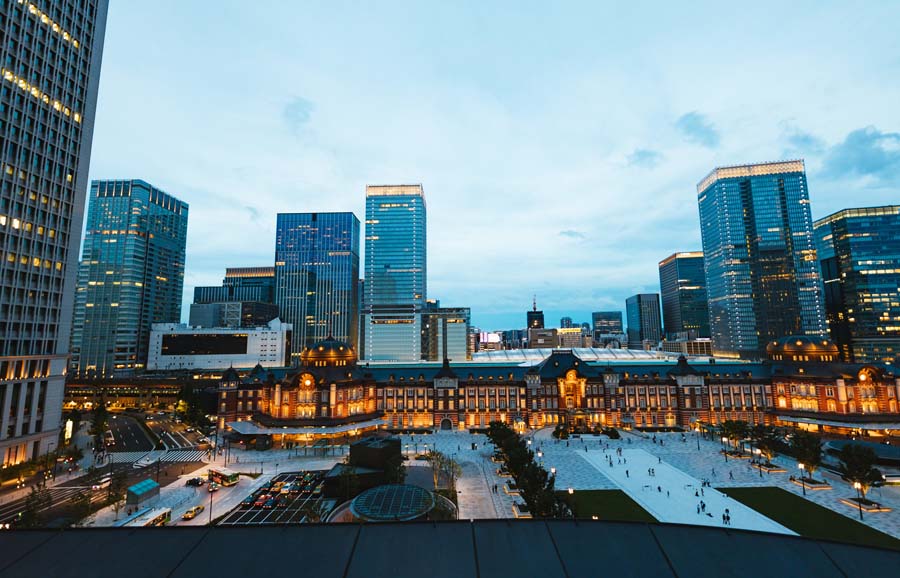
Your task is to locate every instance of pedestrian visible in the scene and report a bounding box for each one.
[701,501,706,512]
[585,446,588,452]
[697,504,701,514]
[667,490,670,498]
[711,468,716,477]
[695,490,699,497]
[626,470,629,478]
[623,458,627,464]
[658,456,662,464]
[657,486,661,493]
[722,513,726,524]
[701,488,704,497]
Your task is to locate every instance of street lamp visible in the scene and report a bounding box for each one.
[568,488,575,519]
[721,437,728,462]
[798,463,806,496]
[754,448,762,478]
[550,467,556,476]
[853,481,864,520]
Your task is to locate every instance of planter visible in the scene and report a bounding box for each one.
[790,477,831,491]
[496,468,512,478]
[753,463,787,473]
[504,481,520,496]
[512,502,532,519]
[839,498,892,513]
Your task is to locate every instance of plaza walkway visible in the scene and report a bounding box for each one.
[579,448,794,534]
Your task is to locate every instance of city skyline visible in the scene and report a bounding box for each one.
[86,2,900,330]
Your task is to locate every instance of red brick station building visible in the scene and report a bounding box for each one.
[216,336,900,445]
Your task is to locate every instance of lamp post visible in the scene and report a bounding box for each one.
[721,437,728,462]
[853,482,864,520]
[550,467,556,477]
[568,487,575,519]
[695,427,700,451]
[798,463,806,496]
[754,448,762,478]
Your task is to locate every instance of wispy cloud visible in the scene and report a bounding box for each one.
[822,126,900,183]
[559,229,587,240]
[627,149,663,168]
[283,96,314,133]
[675,112,720,148]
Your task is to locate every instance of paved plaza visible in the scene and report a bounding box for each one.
[578,448,793,534]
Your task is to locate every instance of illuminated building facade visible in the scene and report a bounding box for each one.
[815,206,900,365]
[217,337,900,441]
[274,212,360,361]
[363,185,426,361]
[659,252,709,339]
[70,180,188,378]
[697,160,826,357]
[0,0,109,465]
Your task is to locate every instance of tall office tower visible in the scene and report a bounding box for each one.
[560,316,573,328]
[626,294,662,349]
[815,206,900,364]
[363,185,426,361]
[658,252,710,339]
[421,305,471,361]
[591,311,624,339]
[527,297,544,329]
[698,160,826,357]
[274,212,360,362]
[0,0,108,465]
[194,267,275,304]
[70,180,188,378]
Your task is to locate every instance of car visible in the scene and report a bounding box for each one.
[263,498,277,509]
[241,495,256,506]
[312,485,322,496]
[207,482,220,492]
[185,477,206,487]
[185,427,195,433]
[145,415,154,420]
[276,497,288,508]
[254,494,270,508]
[198,437,209,444]
[182,505,205,520]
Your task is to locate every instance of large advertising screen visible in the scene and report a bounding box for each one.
[161,334,248,356]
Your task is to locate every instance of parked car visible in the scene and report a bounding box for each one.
[185,477,206,487]
[182,505,205,520]
[263,498,276,509]
[254,494,270,508]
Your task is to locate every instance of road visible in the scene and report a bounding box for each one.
[107,414,154,452]
[0,467,126,525]
[144,415,208,450]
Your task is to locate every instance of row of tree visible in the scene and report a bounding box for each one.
[486,421,567,517]
[719,420,883,501]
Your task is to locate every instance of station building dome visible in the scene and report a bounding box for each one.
[766,335,839,362]
[300,336,357,368]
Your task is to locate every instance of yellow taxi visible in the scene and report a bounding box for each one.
[181,505,205,520]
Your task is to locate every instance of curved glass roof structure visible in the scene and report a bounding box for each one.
[471,348,682,364]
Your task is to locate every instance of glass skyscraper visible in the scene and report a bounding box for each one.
[658,252,710,339]
[625,294,662,349]
[697,160,826,357]
[363,185,426,361]
[70,180,188,378]
[815,205,900,364]
[0,0,108,465]
[274,212,360,362]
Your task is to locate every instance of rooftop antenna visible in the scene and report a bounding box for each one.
[533,295,537,312]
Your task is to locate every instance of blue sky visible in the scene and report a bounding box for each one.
[88,1,900,330]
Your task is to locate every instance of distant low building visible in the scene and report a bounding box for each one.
[147,319,292,371]
[527,328,557,348]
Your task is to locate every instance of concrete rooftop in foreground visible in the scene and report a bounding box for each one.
[2,520,898,578]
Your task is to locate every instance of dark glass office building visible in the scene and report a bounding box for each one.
[0,0,108,464]
[527,297,544,329]
[194,266,275,304]
[698,161,826,357]
[591,311,624,338]
[625,294,662,349]
[658,252,710,339]
[274,212,360,362]
[815,205,900,364]
[71,180,188,378]
[363,185,426,361]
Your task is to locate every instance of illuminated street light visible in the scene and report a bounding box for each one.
[853,481,864,520]
[798,463,806,496]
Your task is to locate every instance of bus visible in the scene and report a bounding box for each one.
[208,467,239,487]
[123,507,171,527]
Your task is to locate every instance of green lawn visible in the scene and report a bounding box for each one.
[558,489,657,522]
[721,486,900,551]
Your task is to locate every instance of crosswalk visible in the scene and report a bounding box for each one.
[106,451,150,464]
[160,450,208,463]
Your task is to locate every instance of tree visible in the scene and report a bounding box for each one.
[837,444,881,501]
[177,385,206,425]
[383,452,407,484]
[430,450,447,490]
[441,456,462,495]
[20,483,53,528]
[750,424,779,465]
[721,420,750,452]
[89,401,109,448]
[107,470,128,520]
[71,490,93,523]
[791,430,822,477]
